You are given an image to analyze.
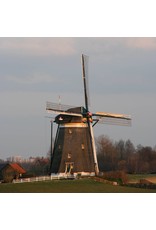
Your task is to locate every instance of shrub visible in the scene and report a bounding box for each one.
[101,170,128,185]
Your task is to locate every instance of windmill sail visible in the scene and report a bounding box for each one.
[46,101,83,117]
[95,116,131,126]
[46,101,77,113]
[94,112,131,126]
[82,54,90,110]
[95,112,131,120]
[82,54,99,174]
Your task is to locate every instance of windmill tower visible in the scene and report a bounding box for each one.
[46,54,131,176]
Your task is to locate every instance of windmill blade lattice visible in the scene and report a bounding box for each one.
[82,54,99,174]
[93,111,131,126]
[82,54,90,111]
[46,101,81,114]
[94,116,131,126]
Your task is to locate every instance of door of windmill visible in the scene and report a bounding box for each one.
[65,162,74,174]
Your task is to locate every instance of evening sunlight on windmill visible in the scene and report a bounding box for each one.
[46,54,131,177]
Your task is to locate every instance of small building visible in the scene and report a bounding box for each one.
[0,163,26,183]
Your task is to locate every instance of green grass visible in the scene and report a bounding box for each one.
[127,174,156,182]
[0,178,156,193]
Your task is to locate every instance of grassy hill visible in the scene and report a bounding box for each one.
[0,178,156,193]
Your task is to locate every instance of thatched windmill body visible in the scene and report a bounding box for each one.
[46,55,131,176]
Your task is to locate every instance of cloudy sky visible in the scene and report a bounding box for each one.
[1,1,156,228]
[0,37,156,160]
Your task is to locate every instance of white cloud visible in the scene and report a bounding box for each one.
[0,38,76,56]
[2,37,156,61]
[124,37,156,50]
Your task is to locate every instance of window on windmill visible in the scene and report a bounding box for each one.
[81,144,85,150]
[68,153,72,159]
[69,129,72,134]
[58,145,61,150]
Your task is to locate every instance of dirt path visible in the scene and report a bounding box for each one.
[146,176,156,183]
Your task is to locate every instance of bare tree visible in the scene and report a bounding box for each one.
[96,135,117,171]
[115,140,125,160]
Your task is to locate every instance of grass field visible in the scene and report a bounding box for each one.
[128,174,156,183]
[0,178,156,193]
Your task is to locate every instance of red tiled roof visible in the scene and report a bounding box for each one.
[10,163,26,174]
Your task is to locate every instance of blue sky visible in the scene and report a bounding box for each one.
[0,37,156,160]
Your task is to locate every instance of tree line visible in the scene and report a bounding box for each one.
[21,157,50,176]
[96,135,156,174]
[1,135,156,176]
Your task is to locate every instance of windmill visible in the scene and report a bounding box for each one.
[46,54,131,176]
